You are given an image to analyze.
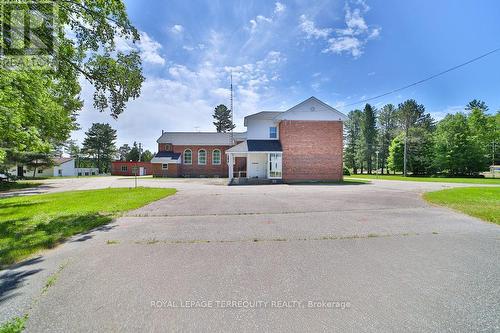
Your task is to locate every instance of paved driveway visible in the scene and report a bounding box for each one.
[1,177,499,332]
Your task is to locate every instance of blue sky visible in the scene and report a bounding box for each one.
[72,0,500,151]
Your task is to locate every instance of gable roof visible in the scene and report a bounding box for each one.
[53,157,74,165]
[154,151,181,159]
[157,132,246,145]
[243,111,282,126]
[274,96,347,122]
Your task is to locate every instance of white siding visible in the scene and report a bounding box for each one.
[247,153,267,178]
[245,118,280,140]
[274,97,347,122]
[56,160,76,176]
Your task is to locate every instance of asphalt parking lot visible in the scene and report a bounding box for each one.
[1,177,499,332]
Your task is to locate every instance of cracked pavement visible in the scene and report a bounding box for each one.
[0,176,499,332]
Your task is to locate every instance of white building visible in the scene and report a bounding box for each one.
[9,157,99,178]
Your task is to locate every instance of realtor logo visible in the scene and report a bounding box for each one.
[0,0,57,69]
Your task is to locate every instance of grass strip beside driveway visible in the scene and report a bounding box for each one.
[0,187,176,267]
[423,187,499,224]
[346,174,500,185]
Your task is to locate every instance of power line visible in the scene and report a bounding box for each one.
[343,47,500,108]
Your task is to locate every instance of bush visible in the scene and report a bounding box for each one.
[343,167,351,176]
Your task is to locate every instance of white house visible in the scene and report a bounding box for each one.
[9,157,99,178]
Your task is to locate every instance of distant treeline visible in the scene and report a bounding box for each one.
[344,99,499,176]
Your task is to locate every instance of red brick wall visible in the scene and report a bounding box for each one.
[279,120,343,182]
[158,143,172,152]
[151,163,179,177]
[111,162,153,176]
[171,145,230,177]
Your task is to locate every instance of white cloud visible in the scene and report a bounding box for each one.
[299,15,332,39]
[138,32,166,65]
[249,14,273,32]
[299,1,381,58]
[323,36,363,57]
[274,2,286,14]
[248,2,285,33]
[115,31,165,65]
[170,24,184,34]
[431,105,463,121]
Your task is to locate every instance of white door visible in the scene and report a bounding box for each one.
[139,167,144,176]
[248,154,267,178]
[268,153,282,179]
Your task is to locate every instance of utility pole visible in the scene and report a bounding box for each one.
[376,150,379,179]
[492,141,496,178]
[403,136,408,177]
[138,142,142,162]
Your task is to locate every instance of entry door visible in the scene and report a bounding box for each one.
[268,153,282,179]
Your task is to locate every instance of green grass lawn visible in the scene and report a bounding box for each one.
[423,187,500,224]
[0,187,176,267]
[346,174,500,185]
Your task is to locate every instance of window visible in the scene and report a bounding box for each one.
[269,126,277,138]
[58,169,62,175]
[212,149,221,165]
[198,149,206,165]
[121,165,128,172]
[162,164,168,170]
[183,149,192,164]
[37,169,43,174]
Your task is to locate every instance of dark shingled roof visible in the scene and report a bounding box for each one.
[154,151,181,159]
[247,140,282,152]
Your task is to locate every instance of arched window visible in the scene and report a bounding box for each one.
[183,149,192,164]
[198,149,206,165]
[212,149,221,165]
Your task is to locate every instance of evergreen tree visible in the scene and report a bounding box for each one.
[82,123,117,173]
[126,142,141,161]
[465,99,488,112]
[213,104,235,133]
[396,99,430,176]
[361,104,377,174]
[377,104,398,174]
[344,110,362,173]
[118,144,131,161]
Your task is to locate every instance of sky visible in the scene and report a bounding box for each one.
[71,0,500,152]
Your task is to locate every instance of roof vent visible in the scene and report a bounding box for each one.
[310,106,315,111]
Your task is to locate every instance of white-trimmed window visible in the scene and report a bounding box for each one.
[162,163,168,170]
[121,165,128,172]
[183,149,192,164]
[198,149,206,165]
[269,126,277,138]
[212,149,221,165]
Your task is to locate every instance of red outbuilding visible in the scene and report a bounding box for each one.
[111,161,153,176]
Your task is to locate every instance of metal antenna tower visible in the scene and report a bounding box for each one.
[230,72,234,139]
